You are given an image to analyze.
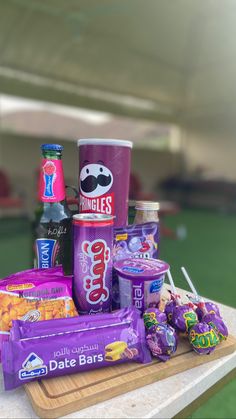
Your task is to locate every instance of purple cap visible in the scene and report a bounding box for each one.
[114,258,169,281]
[203,313,228,342]
[188,322,220,354]
[172,304,198,333]
[146,323,178,362]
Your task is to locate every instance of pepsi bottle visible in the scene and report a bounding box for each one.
[33,144,72,274]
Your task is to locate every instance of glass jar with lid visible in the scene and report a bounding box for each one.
[133,201,160,224]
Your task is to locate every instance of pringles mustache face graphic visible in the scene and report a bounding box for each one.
[80,161,113,198]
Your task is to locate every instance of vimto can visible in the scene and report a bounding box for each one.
[73,214,114,314]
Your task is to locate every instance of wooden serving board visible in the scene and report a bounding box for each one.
[25,335,236,419]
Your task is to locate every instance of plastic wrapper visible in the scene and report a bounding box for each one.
[112,222,159,309]
[0,266,78,357]
[202,313,228,342]
[172,304,198,333]
[2,307,151,390]
[164,299,177,326]
[146,323,177,362]
[188,322,220,354]
[196,301,221,321]
[143,308,167,330]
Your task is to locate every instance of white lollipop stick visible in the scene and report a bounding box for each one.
[181,267,204,303]
[167,270,181,305]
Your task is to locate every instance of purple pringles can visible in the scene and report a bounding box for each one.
[73,213,114,314]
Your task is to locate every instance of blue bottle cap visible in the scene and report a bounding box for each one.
[41,144,63,151]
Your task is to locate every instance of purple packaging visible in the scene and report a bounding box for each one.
[202,313,228,342]
[146,323,178,362]
[112,222,159,310]
[73,213,113,314]
[171,304,198,334]
[188,322,220,354]
[196,301,221,321]
[113,222,159,260]
[2,307,152,390]
[143,308,167,330]
[0,266,77,359]
[114,258,169,313]
[78,139,133,228]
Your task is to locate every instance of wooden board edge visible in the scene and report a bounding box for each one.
[25,336,236,419]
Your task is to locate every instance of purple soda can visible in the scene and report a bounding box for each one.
[73,213,114,314]
[78,139,133,227]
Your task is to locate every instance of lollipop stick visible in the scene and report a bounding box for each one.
[181,267,204,302]
[167,270,181,305]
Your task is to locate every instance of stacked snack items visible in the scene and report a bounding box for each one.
[143,307,178,362]
[181,267,228,347]
[167,270,198,334]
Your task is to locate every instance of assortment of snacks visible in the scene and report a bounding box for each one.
[2,307,151,390]
[0,140,230,394]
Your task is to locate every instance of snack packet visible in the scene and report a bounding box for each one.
[0,267,78,357]
[3,307,151,390]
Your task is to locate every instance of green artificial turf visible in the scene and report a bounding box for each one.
[0,210,235,418]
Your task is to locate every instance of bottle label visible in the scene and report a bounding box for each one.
[39,159,65,202]
[35,238,59,268]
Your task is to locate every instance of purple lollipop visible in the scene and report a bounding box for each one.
[189,322,220,354]
[196,302,221,322]
[146,323,178,362]
[165,299,177,326]
[143,308,167,330]
[172,304,198,333]
[203,313,228,342]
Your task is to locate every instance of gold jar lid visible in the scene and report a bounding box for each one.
[135,201,160,211]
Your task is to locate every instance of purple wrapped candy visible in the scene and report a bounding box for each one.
[196,302,221,321]
[189,322,220,354]
[203,313,228,342]
[143,308,167,330]
[165,300,177,326]
[146,323,178,362]
[172,304,198,333]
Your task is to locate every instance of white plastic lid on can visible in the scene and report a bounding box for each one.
[77,138,133,148]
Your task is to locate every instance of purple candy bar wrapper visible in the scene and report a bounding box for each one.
[2,307,151,390]
[10,311,131,341]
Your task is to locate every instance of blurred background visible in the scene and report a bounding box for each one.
[0,1,236,417]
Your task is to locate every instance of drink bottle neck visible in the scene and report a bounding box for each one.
[38,149,66,203]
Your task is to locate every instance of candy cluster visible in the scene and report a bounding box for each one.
[143,267,228,361]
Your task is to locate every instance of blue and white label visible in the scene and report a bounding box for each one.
[35,238,57,268]
[19,353,48,381]
[122,266,144,274]
[149,278,164,293]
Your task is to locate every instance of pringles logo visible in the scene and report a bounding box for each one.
[82,239,110,305]
[79,163,114,215]
[43,161,56,198]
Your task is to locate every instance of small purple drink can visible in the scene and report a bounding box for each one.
[73,213,114,314]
